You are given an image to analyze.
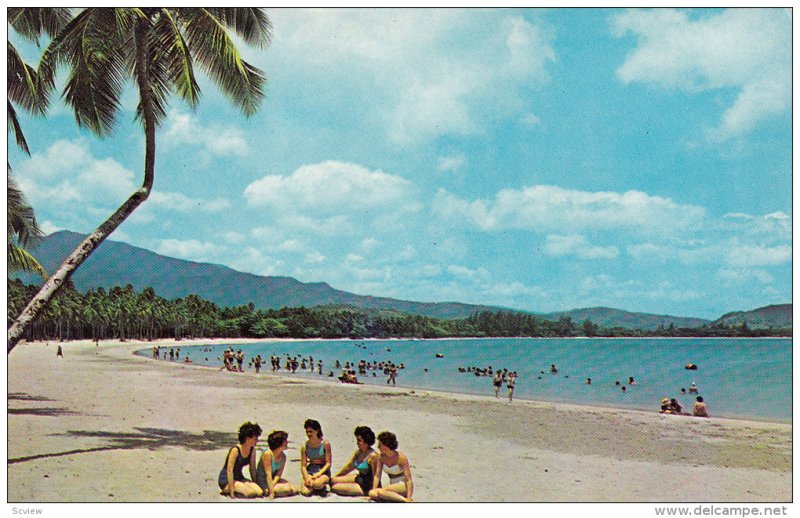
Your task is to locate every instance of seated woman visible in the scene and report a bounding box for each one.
[256,430,299,499]
[330,426,379,497]
[693,396,709,417]
[300,419,332,496]
[368,431,414,502]
[218,421,263,498]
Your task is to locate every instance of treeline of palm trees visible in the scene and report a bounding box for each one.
[7,279,790,343]
[7,279,471,342]
[6,280,578,342]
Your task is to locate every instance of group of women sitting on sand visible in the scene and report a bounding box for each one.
[218,419,413,502]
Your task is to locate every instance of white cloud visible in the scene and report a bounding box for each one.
[447,264,490,282]
[244,161,422,239]
[305,251,326,264]
[725,244,791,266]
[521,113,541,126]
[720,211,791,240]
[41,221,64,235]
[245,161,415,211]
[612,9,790,140]
[156,239,221,261]
[437,155,467,173]
[544,235,619,260]
[227,246,285,276]
[270,10,556,145]
[718,268,774,284]
[432,185,705,233]
[223,232,246,244]
[13,139,138,232]
[163,108,249,156]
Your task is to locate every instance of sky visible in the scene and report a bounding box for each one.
[7,8,793,320]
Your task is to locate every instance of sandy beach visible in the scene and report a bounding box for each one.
[6,338,791,503]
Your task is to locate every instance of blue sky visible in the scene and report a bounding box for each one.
[8,8,792,319]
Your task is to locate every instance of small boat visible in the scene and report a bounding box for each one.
[435,353,444,358]
[685,363,698,370]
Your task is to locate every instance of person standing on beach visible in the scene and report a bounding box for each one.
[331,426,380,497]
[218,422,263,498]
[256,431,299,499]
[507,372,517,402]
[300,419,332,496]
[387,365,398,385]
[56,345,63,358]
[493,371,503,398]
[369,431,414,502]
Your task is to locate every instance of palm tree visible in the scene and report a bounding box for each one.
[7,173,47,278]
[7,8,71,280]
[7,8,272,352]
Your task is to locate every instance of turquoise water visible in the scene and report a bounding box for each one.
[136,338,791,421]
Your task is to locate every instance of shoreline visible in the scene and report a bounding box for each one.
[129,337,790,425]
[8,338,792,502]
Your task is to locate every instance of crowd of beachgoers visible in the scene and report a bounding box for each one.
[149,344,711,419]
[218,419,413,502]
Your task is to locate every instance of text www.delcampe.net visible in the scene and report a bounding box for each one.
[655,506,789,517]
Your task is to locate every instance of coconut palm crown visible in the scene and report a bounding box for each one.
[8,8,272,352]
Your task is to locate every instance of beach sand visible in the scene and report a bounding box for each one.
[6,339,791,503]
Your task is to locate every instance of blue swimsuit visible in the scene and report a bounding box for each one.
[353,454,374,494]
[305,441,329,476]
[255,452,286,492]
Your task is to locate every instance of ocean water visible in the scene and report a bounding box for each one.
[136,338,791,421]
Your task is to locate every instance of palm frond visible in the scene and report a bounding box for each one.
[7,242,48,279]
[7,173,43,246]
[36,8,94,111]
[181,8,266,117]
[8,7,73,43]
[59,9,129,137]
[203,7,272,49]
[8,101,31,155]
[8,42,42,114]
[153,9,201,109]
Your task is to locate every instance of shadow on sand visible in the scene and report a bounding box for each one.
[8,427,232,465]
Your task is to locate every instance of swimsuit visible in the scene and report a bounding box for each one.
[305,441,329,476]
[353,454,374,494]
[383,459,407,485]
[255,452,286,492]
[218,446,253,490]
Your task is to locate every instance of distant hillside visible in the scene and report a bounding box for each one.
[17,231,509,319]
[713,304,792,330]
[18,231,787,330]
[538,307,710,332]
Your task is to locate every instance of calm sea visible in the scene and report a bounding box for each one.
[136,337,791,421]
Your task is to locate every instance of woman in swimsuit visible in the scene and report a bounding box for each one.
[256,430,299,499]
[369,431,413,502]
[331,426,379,497]
[300,419,332,496]
[218,421,263,498]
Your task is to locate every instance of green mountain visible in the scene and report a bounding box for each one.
[19,231,508,319]
[538,307,710,332]
[18,231,787,330]
[713,304,792,330]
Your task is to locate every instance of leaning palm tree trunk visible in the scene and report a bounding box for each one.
[8,19,156,353]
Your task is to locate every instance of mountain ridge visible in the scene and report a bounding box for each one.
[16,230,790,330]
